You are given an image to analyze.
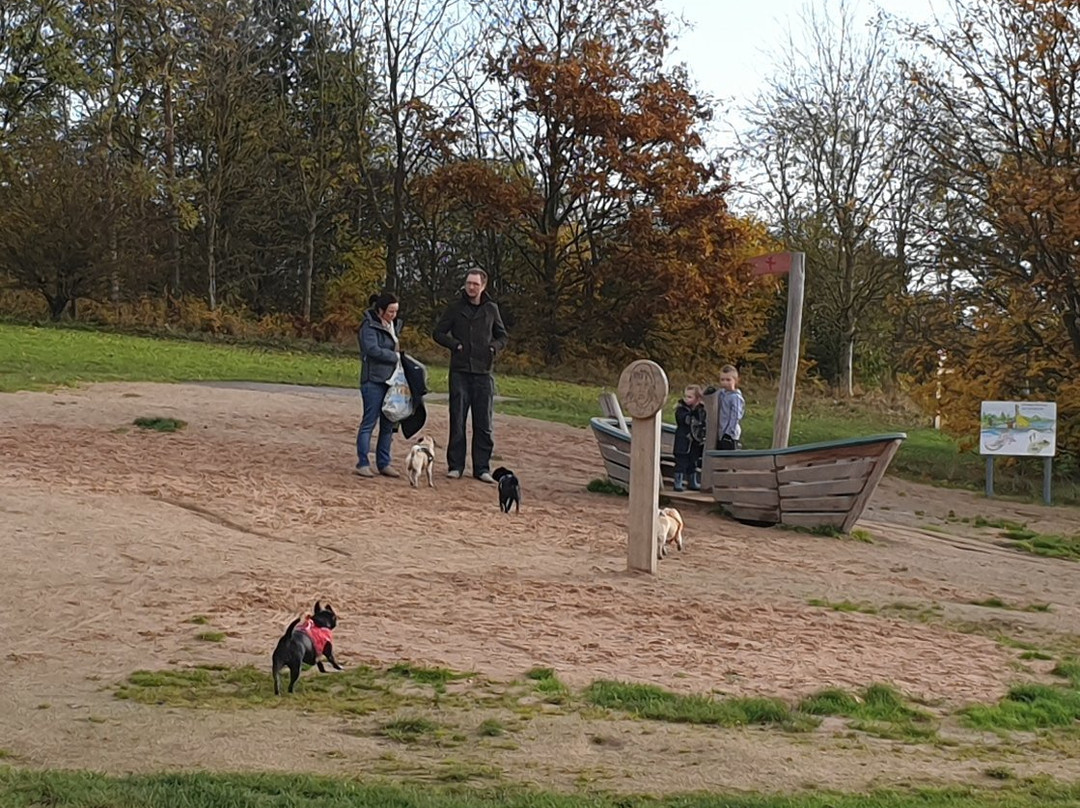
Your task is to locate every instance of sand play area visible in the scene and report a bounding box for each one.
[2,382,1080,793]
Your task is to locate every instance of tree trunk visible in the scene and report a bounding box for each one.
[160,21,180,297]
[45,291,70,321]
[542,244,561,363]
[105,0,123,311]
[207,213,218,311]
[303,208,316,322]
[843,334,855,397]
[384,145,406,292]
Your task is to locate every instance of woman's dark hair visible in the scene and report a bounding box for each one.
[370,291,398,314]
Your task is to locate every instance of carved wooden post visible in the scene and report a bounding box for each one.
[749,250,805,451]
[618,360,669,574]
[772,252,805,449]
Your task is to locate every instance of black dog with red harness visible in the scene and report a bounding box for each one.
[272,601,343,694]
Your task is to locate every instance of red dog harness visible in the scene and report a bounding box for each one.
[295,617,333,656]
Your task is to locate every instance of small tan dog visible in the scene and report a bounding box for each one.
[655,506,685,559]
[405,436,436,488]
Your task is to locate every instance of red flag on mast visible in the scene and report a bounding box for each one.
[748,251,794,276]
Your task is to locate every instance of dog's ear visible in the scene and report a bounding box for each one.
[313,600,322,613]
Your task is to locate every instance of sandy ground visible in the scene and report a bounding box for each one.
[1,382,1079,794]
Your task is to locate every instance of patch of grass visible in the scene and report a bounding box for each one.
[782,523,846,538]
[8,766,1080,807]
[387,662,474,692]
[970,597,1053,613]
[798,688,861,715]
[1051,659,1080,686]
[882,602,929,613]
[984,765,1015,780]
[1002,526,1038,540]
[115,664,410,712]
[806,598,877,615]
[133,416,187,432]
[582,680,800,729]
[970,597,1009,609]
[476,718,506,737]
[0,323,360,393]
[849,528,874,543]
[1019,651,1054,661]
[1002,530,1080,562]
[432,760,503,783]
[974,516,1025,530]
[960,682,1080,732]
[378,716,443,744]
[188,615,210,625]
[586,478,628,496]
[524,667,570,704]
[798,684,937,741]
[194,631,226,643]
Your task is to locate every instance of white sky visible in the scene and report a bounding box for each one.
[659,0,943,148]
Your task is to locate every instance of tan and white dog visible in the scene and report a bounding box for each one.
[405,436,436,488]
[655,507,685,559]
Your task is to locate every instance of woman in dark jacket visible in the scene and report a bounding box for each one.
[355,292,402,478]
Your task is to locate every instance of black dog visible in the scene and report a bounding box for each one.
[491,466,521,513]
[271,601,343,695]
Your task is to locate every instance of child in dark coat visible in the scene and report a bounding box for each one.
[673,385,706,491]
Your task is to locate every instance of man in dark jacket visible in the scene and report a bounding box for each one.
[432,268,509,483]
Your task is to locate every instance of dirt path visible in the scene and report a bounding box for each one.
[2,382,1079,793]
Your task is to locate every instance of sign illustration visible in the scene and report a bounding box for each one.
[980,401,1057,457]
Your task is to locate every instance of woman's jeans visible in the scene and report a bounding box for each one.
[356,381,394,469]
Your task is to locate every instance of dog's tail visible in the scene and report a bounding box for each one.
[279,615,302,640]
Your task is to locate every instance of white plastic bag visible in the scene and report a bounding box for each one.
[381,359,414,422]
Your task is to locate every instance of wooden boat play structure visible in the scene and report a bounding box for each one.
[703,431,905,530]
[589,397,904,531]
[589,251,905,532]
[589,405,677,489]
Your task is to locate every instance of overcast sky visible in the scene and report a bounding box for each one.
[658,0,942,148]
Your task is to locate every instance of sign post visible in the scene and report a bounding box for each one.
[749,251,805,449]
[979,401,1057,504]
[617,360,669,574]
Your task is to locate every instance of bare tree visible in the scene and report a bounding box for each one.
[741,0,921,395]
[364,0,469,290]
[186,1,265,310]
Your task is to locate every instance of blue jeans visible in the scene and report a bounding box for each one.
[356,381,394,470]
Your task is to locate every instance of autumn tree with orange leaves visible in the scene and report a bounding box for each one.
[414,0,773,371]
[896,0,1080,456]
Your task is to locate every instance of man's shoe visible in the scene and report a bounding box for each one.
[447,469,463,479]
[379,466,401,478]
[477,472,496,484]
[354,465,374,478]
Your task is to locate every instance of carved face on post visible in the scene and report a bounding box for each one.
[618,360,668,419]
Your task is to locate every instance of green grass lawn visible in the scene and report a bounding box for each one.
[3,767,1080,808]
[1,323,1075,503]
